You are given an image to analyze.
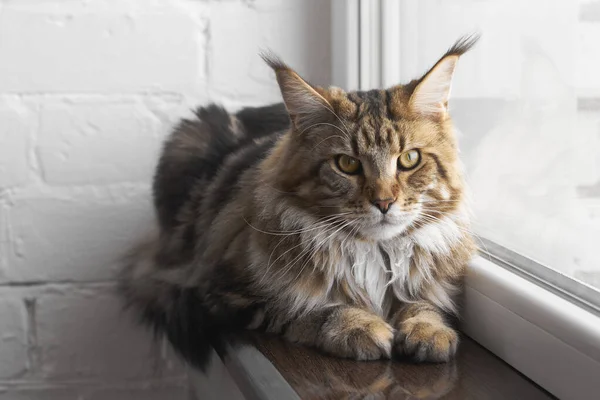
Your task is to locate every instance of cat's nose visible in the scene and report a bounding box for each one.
[372,198,394,214]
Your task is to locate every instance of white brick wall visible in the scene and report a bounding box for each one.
[0,101,33,188]
[0,0,331,398]
[0,298,28,379]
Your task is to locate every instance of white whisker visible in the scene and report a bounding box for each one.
[314,100,354,141]
[282,219,355,282]
[300,122,350,140]
[243,213,351,236]
[259,220,343,286]
[416,211,490,260]
[310,134,348,152]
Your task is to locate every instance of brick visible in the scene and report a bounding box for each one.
[0,9,202,94]
[87,382,188,400]
[208,2,280,103]
[142,95,188,127]
[0,204,9,281]
[208,0,330,103]
[189,351,245,400]
[0,102,32,188]
[3,0,134,12]
[254,0,331,85]
[36,287,157,380]
[161,338,188,378]
[0,387,85,400]
[6,192,154,282]
[0,297,28,379]
[37,100,163,185]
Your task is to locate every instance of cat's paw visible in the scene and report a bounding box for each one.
[321,309,394,360]
[394,318,458,362]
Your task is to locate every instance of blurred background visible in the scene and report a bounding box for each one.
[0,0,599,399]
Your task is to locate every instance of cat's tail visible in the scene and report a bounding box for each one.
[118,232,216,370]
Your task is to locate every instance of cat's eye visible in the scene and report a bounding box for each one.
[398,149,421,170]
[336,154,362,175]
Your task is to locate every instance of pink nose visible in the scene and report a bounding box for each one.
[372,198,394,214]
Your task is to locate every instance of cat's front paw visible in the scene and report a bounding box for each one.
[321,309,394,360]
[394,318,458,362]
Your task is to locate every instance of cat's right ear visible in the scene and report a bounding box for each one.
[261,53,332,131]
[408,34,479,119]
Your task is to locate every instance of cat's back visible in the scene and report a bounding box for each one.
[153,103,289,231]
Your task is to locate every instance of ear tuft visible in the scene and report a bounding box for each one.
[260,51,290,72]
[261,51,331,130]
[410,34,479,117]
[444,33,480,58]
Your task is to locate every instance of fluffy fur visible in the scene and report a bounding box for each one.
[119,35,478,367]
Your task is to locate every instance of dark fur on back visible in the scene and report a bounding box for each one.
[153,104,289,232]
[121,103,288,368]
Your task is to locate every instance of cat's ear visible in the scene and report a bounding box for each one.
[261,53,331,130]
[410,34,479,118]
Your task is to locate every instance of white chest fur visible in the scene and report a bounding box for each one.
[344,238,414,316]
[282,207,468,316]
[329,216,464,316]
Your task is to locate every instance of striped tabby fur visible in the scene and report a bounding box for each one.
[119,35,478,367]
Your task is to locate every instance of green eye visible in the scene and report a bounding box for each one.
[398,149,421,170]
[336,154,362,175]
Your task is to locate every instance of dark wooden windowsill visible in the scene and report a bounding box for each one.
[190,332,556,399]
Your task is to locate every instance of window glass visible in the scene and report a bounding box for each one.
[390,0,600,292]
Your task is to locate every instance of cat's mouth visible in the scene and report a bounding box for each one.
[378,210,416,224]
[357,212,418,241]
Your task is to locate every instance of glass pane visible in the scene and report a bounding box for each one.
[393,0,600,293]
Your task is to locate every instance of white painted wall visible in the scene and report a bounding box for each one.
[0,0,331,398]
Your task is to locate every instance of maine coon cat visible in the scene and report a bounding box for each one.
[119,35,478,366]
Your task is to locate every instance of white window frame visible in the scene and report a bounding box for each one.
[331,1,600,398]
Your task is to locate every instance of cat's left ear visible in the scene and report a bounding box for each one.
[410,34,479,118]
[261,53,331,131]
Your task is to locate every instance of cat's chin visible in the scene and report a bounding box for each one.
[360,221,412,242]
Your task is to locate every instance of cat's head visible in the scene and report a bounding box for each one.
[263,35,478,241]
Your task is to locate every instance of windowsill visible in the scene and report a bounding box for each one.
[189,314,554,399]
[462,256,600,399]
